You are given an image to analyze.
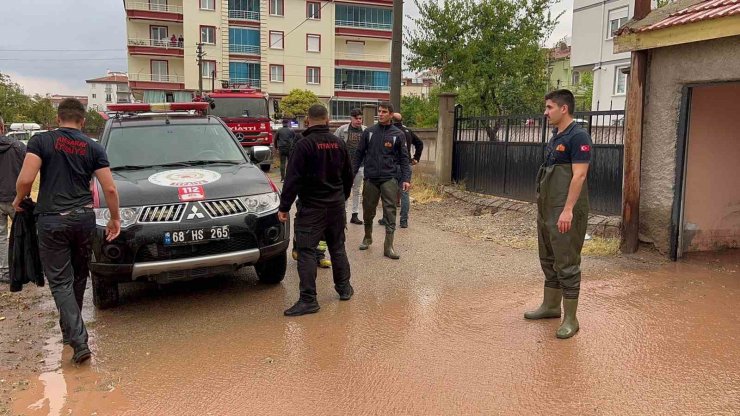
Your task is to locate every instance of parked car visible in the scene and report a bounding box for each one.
[89,102,289,309]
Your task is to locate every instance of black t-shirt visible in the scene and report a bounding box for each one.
[544,122,592,167]
[27,128,110,214]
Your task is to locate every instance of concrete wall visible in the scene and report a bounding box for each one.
[640,36,740,253]
[682,83,740,252]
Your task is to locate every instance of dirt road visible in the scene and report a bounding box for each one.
[2,196,739,415]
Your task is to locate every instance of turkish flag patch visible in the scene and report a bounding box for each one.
[580,145,591,152]
[556,144,566,152]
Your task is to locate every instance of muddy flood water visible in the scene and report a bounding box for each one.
[6,219,740,415]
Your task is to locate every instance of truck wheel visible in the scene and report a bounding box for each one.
[92,274,120,309]
[260,163,271,173]
[255,251,286,284]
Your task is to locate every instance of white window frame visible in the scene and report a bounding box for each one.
[572,71,580,86]
[270,65,284,83]
[201,26,216,44]
[270,0,284,16]
[269,31,284,50]
[200,0,216,11]
[307,1,321,19]
[607,7,629,39]
[202,61,216,78]
[307,67,320,85]
[614,65,628,96]
[307,34,321,53]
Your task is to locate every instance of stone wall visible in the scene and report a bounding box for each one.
[640,36,740,253]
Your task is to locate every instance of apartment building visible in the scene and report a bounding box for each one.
[570,0,634,111]
[123,0,392,119]
[86,71,133,111]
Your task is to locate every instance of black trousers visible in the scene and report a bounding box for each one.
[279,150,289,181]
[293,205,351,302]
[36,209,95,348]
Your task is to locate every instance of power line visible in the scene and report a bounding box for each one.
[269,1,332,48]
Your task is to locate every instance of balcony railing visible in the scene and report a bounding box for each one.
[228,9,260,21]
[335,20,391,30]
[229,78,261,89]
[128,38,184,50]
[125,1,183,14]
[335,52,390,62]
[129,73,185,83]
[229,44,260,55]
[335,83,389,91]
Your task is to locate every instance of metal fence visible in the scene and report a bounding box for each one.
[452,108,625,215]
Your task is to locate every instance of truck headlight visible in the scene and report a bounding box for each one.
[94,207,141,228]
[240,192,279,215]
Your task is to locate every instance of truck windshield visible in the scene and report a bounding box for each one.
[106,123,246,169]
[209,98,269,118]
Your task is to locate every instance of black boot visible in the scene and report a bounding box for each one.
[337,285,354,301]
[284,300,320,316]
[384,232,400,260]
[72,344,92,364]
[350,213,363,225]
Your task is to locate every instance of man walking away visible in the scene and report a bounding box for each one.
[0,116,25,283]
[393,112,423,229]
[275,119,296,182]
[353,102,411,259]
[524,89,591,339]
[14,98,121,363]
[278,104,354,316]
[335,108,366,225]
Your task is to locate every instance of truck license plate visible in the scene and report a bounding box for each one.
[164,226,229,245]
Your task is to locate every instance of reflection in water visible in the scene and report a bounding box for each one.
[28,335,67,416]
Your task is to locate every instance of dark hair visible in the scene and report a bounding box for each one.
[307,104,328,120]
[58,98,86,123]
[544,89,576,115]
[378,101,394,113]
[350,108,362,118]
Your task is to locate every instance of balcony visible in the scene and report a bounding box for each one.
[334,83,389,92]
[228,9,260,21]
[229,78,261,89]
[124,1,184,22]
[335,20,391,31]
[128,38,184,57]
[335,52,391,70]
[335,21,392,39]
[128,73,185,90]
[229,44,260,56]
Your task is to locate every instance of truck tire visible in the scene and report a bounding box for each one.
[255,251,286,284]
[92,274,120,309]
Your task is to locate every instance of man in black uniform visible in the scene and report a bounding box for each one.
[278,104,354,316]
[354,102,411,259]
[393,112,423,229]
[0,115,25,283]
[275,119,296,182]
[524,89,592,339]
[14,98,121,362]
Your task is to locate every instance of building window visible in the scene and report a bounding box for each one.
[335,4,392,30]
[331,100,378,119]
[608,7,629,38]
[307,1,321,19]
[270,0,284,16]
[306,34,321,52]
[614,65,628,95]
[92,93,97,99]
[200,0,215,10]
[269,31,284,49]
[270,65,284,82]
[106,93,112,103]
[572,71,580,86]
[151,60,169,82]
[335,68,390,91]
[346,40,364,56]
[229,27,261,55]
[307,67,320,84]
[229,62,261,88]
[203,61,217,78]
[201,26,216,44]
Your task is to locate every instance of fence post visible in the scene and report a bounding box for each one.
[436,92,458,185]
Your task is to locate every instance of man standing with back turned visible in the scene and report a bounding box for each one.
[0,115,25,283]
[354,102,411,259]
[278,104,354,316]
[14,98,121,363]
[524,89,592,339]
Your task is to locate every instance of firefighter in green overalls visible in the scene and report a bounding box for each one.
[525,89,592,339]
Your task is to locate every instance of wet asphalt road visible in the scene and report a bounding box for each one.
[10,204,740,415]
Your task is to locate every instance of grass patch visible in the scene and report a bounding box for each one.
[583,237,621,256]
[410,178,443,204]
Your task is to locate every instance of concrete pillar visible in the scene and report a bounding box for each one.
[362,103,377,126]
[435,93,458,184]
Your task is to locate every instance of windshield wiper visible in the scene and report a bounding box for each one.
[111,165,154,171]
[159,160,244,167]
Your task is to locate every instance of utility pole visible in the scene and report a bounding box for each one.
[196,42,205,95]
[390,0,403,111]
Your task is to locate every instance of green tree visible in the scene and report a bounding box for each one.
[28,95,57,128]
[84,109,106,137]
[0,72,32,123]
[280,89,322,118]
[405,0,558,116]
[574,71,593,111]
[400,87,441,128]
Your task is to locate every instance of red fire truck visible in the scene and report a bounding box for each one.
[196,86,274,171]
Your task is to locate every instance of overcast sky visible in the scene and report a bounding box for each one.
[0,0,572,96]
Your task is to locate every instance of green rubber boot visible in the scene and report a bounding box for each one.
[359,225,373,250]
[556,299,579,339]
[524,287,562,320]
[383,232,400,260]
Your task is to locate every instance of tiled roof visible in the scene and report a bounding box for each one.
[86,74,129,83]
[637,0,740,32]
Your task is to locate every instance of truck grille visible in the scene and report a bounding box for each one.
[201,199,247,218]
[135,233,257,262]
[138,203,186,223]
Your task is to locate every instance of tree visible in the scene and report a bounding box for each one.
[0,72,32,123]
[400,87,441,128]
[28,96,57,128]
[405,0,558,117]
[84,109,106,137]
[280,89,322,118]
[574,71,593,111]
